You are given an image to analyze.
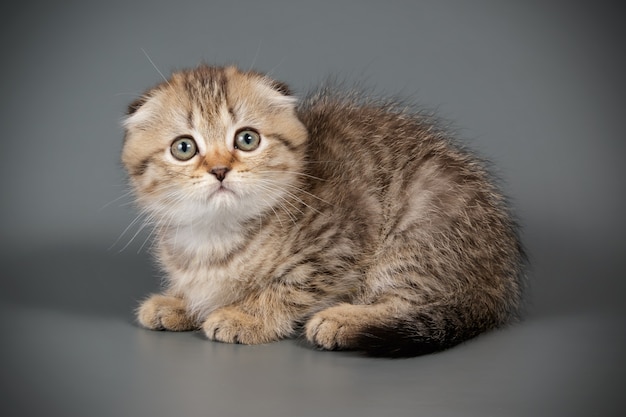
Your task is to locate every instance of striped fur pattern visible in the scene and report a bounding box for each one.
[122,65,525,357]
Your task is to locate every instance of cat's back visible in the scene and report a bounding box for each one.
[295,86,518,262]
[298,88,434,171]
[297,88,491,207]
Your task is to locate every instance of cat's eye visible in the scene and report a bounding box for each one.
[171,136,198,161]
[234,129,261,152]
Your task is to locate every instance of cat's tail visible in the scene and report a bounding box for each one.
[352,296,521,358]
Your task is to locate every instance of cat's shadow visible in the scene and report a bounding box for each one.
[0,243,159,322]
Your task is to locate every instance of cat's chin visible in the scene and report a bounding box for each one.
[204,189,240,212]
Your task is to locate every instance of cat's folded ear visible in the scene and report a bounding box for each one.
[270,80,293,97]
[127,95,148,115]
[262,78,298,109]
[124,92,159,131]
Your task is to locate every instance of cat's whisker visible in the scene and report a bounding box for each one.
[250,186,287,227]
[174,219,181,248]
[252,183,301,224]
[255,178,329,215]
[137,227,155,254]
[304,160,344,164]
[141,48,170,86]
[255,191,287,228]
[116,213,156,253]
[118,200,140,208]
[114,92,144,97]
[164,168,195,179]
[254,180,311,214]
[138,213,167,254]
[257,170,327,182]
[265,56,286,78]
[268,196,300,225]
[248,39,262,72]
[257,176,333,207]
[281,183,332,208]
[142,210,177,253]
[108,211,148,251]
[98,189,135,212]
[260,185,305,215]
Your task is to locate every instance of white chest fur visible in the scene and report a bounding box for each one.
[159,220,257,320]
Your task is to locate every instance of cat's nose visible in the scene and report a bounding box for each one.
[210,166,230,182]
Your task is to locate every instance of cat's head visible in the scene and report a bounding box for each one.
[122,65,308,228]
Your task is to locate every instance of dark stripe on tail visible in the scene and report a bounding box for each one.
[354,312,491,358]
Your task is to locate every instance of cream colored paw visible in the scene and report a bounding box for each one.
[136,294,197,331]
[305,304,370,350]
[202,307,279,345]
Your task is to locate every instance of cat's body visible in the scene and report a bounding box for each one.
[122,65,525,357]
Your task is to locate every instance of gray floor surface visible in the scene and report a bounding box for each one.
[2,234,624,417]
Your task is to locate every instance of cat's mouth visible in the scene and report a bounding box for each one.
[217,185,232,193]
[209,184,235,198]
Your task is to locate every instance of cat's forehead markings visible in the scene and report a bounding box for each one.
[219,103,234,127]
[186,108,194,131]
[184,106,207,156]
[188,105,203,131]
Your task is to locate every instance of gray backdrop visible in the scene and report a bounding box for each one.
[1,1,624,416]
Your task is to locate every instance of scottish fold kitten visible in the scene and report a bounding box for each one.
[122,65,525,357]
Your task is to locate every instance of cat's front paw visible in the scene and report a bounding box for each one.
[305,304,367,350]
[202,306,278,345]
[137,294,197,331]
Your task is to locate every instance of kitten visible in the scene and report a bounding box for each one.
[122,65,525,357]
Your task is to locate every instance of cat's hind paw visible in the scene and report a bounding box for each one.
[136,294,197,331]
[305,304,369,351]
